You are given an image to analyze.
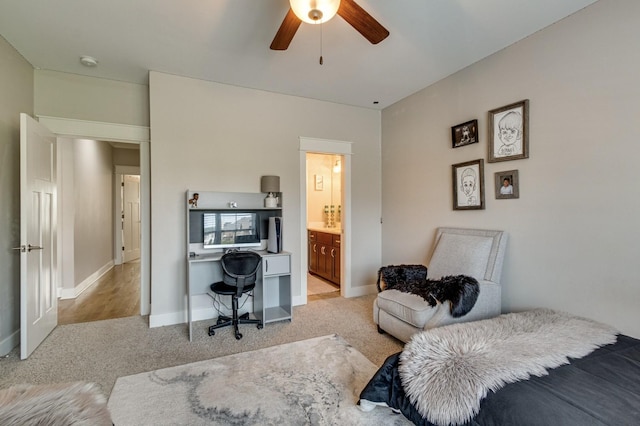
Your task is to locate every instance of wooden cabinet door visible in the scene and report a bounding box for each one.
[330,234,341,285]
[309,241,318,273]
[308,231,318,274]
[331,245,341,285]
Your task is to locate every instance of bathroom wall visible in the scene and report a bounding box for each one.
[306,153,342,229]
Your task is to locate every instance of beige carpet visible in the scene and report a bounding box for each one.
[108,334,410,425]
[0,294,403,399]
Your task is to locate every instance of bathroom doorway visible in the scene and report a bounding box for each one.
[306,153,343,300]
[298,136,352,307]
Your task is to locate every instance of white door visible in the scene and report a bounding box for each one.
[122,174,141,262]
[19,113,57,359]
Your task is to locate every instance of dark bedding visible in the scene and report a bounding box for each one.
[359,334,640,426]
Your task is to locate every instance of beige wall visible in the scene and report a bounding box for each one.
[35,70,149,126]
[149,71,381,324]
[0,36,33,355]
[113,147,140,167]
[381,0,640,338]
[73,140,114,284]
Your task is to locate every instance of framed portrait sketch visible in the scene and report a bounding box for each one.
[451,119,478,148]
[495,169,519,199]
[314,174,323,191]
[488,99,529,162]
[452,159,485,210]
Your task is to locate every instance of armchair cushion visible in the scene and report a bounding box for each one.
[427,233,493,280]
[377,290,440,328]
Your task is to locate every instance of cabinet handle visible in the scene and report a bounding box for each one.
[331,248,335,258]
[321,246,325,255]
[313,244,317,253]
[265,259,268,272]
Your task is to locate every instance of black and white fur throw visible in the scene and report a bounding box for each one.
[377,265,479,318]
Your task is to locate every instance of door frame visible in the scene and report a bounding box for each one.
[298,137,352,305]
[37,116,151,316]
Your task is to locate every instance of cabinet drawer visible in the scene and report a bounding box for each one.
[263,255,290,276]
[332,235,341,247]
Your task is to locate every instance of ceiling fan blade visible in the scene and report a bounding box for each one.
[338,0,389,44]
[270,8,302,50]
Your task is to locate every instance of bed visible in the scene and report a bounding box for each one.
[359,309,640,426]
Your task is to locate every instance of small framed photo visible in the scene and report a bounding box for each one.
[495,170,519,199]
[488,99,529,162]
[452,159,485,210]
[314,174,324,191]
[451,119,478,148]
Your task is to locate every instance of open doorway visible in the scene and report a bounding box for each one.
[298,136,351,306]
[306,153,343,301]
[57,139,142,324]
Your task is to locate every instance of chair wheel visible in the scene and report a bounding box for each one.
[257,323,263,330]
[208,329,215,336]
[216,318,224,325]
[235,332,242,340]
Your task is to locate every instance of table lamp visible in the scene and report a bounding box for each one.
[261,176,280,208]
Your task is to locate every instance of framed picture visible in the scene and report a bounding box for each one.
[488,99,529,162]
[451,119,478,148]
[452,159,485,210]
[314,174,324,191]
[495,170,519,199]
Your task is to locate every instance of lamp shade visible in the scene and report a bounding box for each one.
[290,0,341,24]
[261,175,280,193]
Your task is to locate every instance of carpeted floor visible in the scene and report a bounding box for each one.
[0,294,403,400]
[108,334,410,425]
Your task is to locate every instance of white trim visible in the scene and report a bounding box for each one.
[139,141,150,316]
[37,115,150,143]
[59,260,114,299]
[299,137,353,155]
[0,330,20,357]
[41,116,151,317]
[297,137,353,306]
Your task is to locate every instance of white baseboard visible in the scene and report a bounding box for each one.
[0,329,19,356]
[60,261,114,300]
[344,283,378,298]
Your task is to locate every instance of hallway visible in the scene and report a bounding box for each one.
[58,260,140,325]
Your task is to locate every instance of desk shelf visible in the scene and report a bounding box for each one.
[255,252,292,324]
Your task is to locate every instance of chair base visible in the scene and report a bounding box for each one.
[208,312,263,340]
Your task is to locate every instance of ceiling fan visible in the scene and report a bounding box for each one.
[270,0,389,51]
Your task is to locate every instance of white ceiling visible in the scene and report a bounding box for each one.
[0,0,597,110]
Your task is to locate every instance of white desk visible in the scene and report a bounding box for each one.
[186,250,292,341]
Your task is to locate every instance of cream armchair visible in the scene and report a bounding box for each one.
[374,227,508,343]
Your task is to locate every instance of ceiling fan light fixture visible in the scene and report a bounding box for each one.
[290,0,341,24]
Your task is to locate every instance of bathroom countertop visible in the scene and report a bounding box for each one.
[307,226,341,235]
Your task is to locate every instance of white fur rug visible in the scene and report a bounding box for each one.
[0,382,111,426]
[399,309,617,426]
[108,334,411,425]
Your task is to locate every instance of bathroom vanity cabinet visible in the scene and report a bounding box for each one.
[308,229,341,286]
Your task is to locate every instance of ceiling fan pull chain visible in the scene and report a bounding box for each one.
[319,21,324,65]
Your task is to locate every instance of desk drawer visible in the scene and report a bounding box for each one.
[263,255,290,276]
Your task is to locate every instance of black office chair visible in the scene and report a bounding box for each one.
[208,251,263,340]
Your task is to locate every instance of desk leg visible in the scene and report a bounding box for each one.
[187,262,192,341]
